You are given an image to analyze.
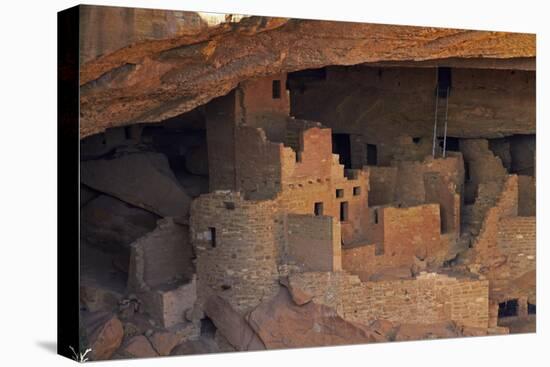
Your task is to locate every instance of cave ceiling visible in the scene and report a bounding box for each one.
[79,6,536,138]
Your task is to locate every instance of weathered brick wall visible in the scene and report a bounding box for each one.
[464,180,504,237]
[518,175,536,216]
[392,153,464,207]
[460,139,507,205]
[368,166,397,206]
[287,214,341,271]
[384,204,442,259]
[281,127,334,183]
[277,169,369,246]
[278,127,370,244]
[228,123,370,246]
[284,118,323,152]
[465,175,533,305]
[206,91,237,191]
[424,172,461,234]
[127,219,197,328]
[343,204,446,279]
[469,175,518,265]
[235,126,283,200]
[127,219,194,291]
[190,192,281,312]
[237,74,290,142]
[497,217,536,279]
[288,271,489,328]
[341,244,378,280]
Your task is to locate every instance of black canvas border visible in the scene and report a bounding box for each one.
[57,4,81,361]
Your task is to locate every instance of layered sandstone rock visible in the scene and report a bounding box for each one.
[78,6,535,137]
[82,312,124,361]
[80,194,158,252]
[119,335,159,359]
[203,295,265,351]
[81,152,191,218]
[246,287,385,349]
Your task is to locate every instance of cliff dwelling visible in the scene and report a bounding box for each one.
[72,5,536,360]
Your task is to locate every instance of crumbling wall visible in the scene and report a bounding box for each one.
[469,175,518,262]
[280,127,334,183]
[284,118,323,152]
[287,214,341,272]
[460,139,507,205]
[235,126,283,200]
[278,127,370,244]
[288,271,489,328]
[127,219,194,291]
[343,204,445,279]
[466,175,535,307]
[424,172,461,234]
[127,219,196,328]
[392,153,464,208]
[190,192,281,312]
[497,217,536,279]
[237,74,290,142]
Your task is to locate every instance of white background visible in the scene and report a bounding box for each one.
[0,0,547,365]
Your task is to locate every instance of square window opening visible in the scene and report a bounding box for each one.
[336,189,344,198]
[353,186,361,196]
[498,299,518,318]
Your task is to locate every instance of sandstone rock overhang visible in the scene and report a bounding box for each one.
[79,5,535,138]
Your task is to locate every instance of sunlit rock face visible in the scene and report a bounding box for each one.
[78,5,535,138]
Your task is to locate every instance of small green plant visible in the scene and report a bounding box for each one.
[69,345,92,363]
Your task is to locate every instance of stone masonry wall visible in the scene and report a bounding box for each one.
[236,74,290,143]
[343,203,445,280]
[460,139,507,205]
[288,271,489,328]
[392,153,464,208]
[497,216,536,279]
[127,218,194,291]
[232,124,370,246]
[287,214,341,272]
[190,192,281,313]
[235,126,283,200]
[278,127,370,245]
[424,172,461,234]
[127,219,197,328]
[467,175,536,304]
